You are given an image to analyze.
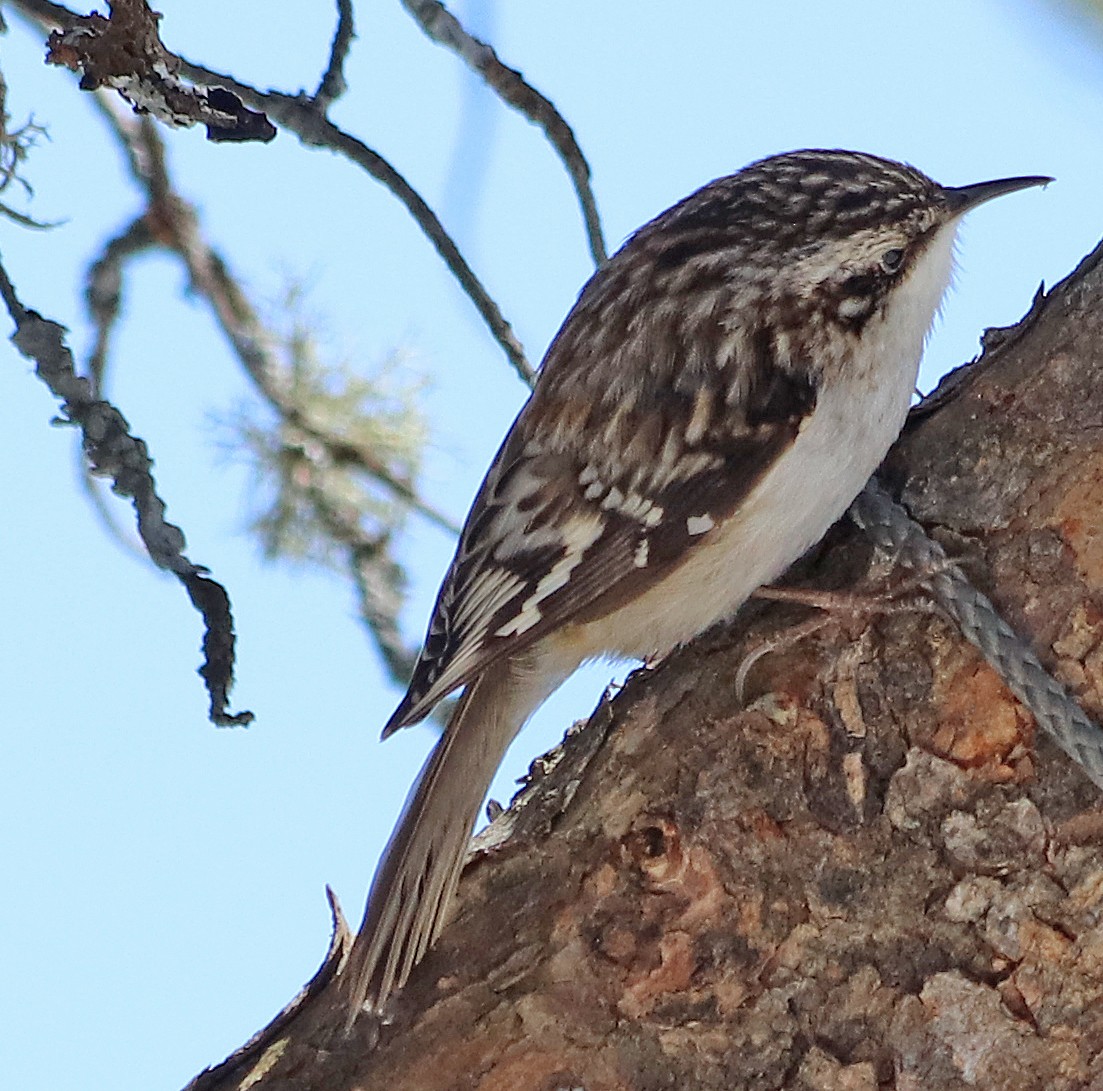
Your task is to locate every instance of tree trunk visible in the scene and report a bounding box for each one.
[186,240,1103,1091]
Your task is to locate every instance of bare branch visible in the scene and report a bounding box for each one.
[40,0,276,142]
[152,158,458,533]
[308,469,420,685]
[11,0,534,385]
[83,94,459,539]
[74,439,150,563]
[0,251,253,726]
[83,213,154,391]
[77,208,164,561]
[401,0,607,267]
[183,60,536,384]
[315,0,355,111]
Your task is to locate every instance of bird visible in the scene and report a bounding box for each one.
[343,149,1049,1025]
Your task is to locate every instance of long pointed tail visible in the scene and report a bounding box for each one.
[343,664,545,1027]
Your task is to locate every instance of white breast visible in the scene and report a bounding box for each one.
[560,219,959,665]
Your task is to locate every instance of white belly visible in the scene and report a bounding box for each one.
[577,364,914,661]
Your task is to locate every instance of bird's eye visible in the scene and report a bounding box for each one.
[880,247,905,274]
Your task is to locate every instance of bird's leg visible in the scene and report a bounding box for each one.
[735,557,965,702]
[751,554,966,613]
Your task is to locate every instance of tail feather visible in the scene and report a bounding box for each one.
[343,664,550,1027]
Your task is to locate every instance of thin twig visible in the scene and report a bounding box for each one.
[401,0,607,267]
[315,0,355,110]
[281,402,460,535]
[311,475,420,685]
[184,64,535,385]
[185,221,460,535]
[0,67,60,228]
[83,213,154,391]
[78,206,159,561]
[0,250,253,726]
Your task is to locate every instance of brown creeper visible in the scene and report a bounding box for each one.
[344,149,1048,1024]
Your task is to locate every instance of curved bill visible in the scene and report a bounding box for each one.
[944,174,1053,216]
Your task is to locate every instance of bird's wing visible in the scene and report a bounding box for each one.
[384,292,818,736]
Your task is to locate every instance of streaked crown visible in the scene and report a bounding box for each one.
[657,149,943,252]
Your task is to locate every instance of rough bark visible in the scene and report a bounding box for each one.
[187,241,1103,1091]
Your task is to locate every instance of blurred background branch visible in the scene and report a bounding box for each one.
[4,0,602,692]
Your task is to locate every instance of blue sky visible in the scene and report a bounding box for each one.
[3,2,1103,1088]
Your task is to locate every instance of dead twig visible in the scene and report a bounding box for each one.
[0,252,253,726]
[315,0,355,111]
[401,0,607,267]
[42,0,276,142]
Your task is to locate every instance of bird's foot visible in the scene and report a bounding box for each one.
[735,559,961,702]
